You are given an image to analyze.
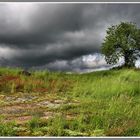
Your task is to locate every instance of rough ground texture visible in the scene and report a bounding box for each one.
[0,67,140,136]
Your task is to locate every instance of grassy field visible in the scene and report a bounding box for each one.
[0,67,140,136]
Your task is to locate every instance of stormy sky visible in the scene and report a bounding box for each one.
[0,3,140,72]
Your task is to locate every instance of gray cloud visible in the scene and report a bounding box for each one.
[0,4,140,72]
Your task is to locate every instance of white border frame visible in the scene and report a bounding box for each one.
[0,1,140,139]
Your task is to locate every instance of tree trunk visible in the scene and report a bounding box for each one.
[124,51,135,67]
[124,54,129,67]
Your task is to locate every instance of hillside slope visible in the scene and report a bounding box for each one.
[0,67,140,136]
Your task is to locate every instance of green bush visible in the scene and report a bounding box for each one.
[0,122,17,136]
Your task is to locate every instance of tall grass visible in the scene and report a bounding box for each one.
[0,67,140,136]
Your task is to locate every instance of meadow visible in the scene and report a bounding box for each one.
[0,67,140,136]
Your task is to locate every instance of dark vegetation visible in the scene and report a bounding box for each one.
[102,22,140,68]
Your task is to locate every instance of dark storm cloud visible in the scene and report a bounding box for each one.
[0,3,140,72]
[0,4,83,46]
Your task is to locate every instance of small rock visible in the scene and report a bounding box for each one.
[19,70,31,76]
[0,95,5,99]
[47,103,61,109]
[54,100,64,104]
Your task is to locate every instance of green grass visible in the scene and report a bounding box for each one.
[0,67,140,136]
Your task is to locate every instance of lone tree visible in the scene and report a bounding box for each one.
[102,22,140,67]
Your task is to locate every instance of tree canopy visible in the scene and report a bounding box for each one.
[102,22,140,67]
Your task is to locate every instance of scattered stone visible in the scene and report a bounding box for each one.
[1,104,35,115]
[15,115,33,124]
[5,96,16,101]
[37,100,62,109]
[46,103,61,109]
[41,112,54,119]
[15,98,27,103]
[19,70,31,76]
[15,96,37,103]
[66,114,76,120]
[37,101,50,106]
[0,95,5,99]
[54,99,64,104]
